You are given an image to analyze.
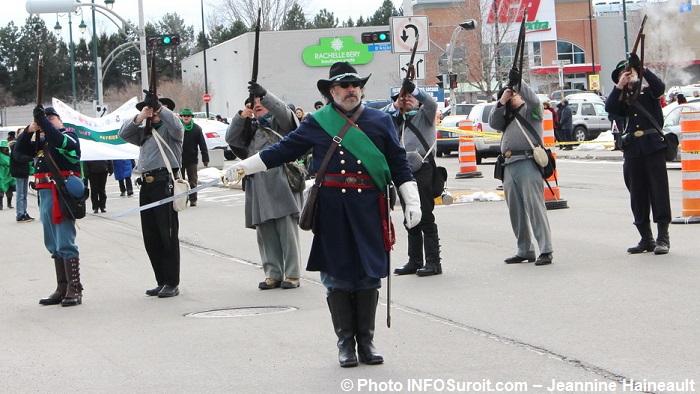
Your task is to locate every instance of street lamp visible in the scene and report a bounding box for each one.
[53,13,80,109]
[447,20,477,107]
[201,0,210,118]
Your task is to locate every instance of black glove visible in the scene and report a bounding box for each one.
[33,105,45,122]
[508,68,521,86]
[141,89,162,111]
[402,78,416,94]
[628,53,641,70]
[248,81,267,98]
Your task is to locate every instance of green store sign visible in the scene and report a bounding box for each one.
[302,36,374,67]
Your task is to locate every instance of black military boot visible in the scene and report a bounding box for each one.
[394,232,423,275]
[327,291,358,367]
[354,289,383,365]
[6,193,12,209]
[416,226,442,276]
[627,223,655,254]
[654,223,670,255]
[61,258,83,307]
[39,258,68,305]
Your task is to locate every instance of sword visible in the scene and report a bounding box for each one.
[111,178,221,218]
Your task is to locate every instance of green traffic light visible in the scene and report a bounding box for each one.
[379,33,387,41]
[163,36,171,45]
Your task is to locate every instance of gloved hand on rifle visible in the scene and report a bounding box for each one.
[142,89,162,112]
[628,53,642,72]
[33,105,45,122]
[402,78,416,95]
[248,81,267,99]
[508,68,521,87]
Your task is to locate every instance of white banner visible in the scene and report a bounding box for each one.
[51,97,140,161]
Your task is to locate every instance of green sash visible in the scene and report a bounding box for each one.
[312,105,392,192]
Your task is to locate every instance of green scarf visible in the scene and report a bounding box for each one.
[312,105,391,192]
[181,120,194,131]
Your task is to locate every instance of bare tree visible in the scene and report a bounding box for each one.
[215,0,310,30]
[105,78,211,114]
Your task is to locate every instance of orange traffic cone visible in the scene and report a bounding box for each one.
[542,111,568,209]
[672,111,700,224]
[455,121,483,179]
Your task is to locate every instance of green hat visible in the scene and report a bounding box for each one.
[179,108,194,116]
[0,140,8,148]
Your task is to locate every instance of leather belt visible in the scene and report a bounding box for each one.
[504,149,533,158]
[141,168,178,184]
[631,129,658,138]
[323,174,375,188]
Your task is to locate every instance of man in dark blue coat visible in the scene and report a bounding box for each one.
[224,62,422,367]
[605,54,671,255]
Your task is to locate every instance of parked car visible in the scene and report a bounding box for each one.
[441,103,476,119]
[567,99,610,142]
[565,92,604,103]
[194,118,238,160]
[364,99,392,110]
[662,102,700,161]
[437,115,467,157]
[550,89,585,102]
[467,103,501,163]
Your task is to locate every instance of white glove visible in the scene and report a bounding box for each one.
[223,153,267,186]
[399,181,422,229]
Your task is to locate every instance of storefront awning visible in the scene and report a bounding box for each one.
[531,64,602,75]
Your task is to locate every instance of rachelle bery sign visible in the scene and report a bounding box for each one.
[302,36,374,66]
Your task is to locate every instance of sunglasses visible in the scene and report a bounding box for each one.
[335,81,361,89]
[180,115,193,118]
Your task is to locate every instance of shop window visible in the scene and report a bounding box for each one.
[557,40,586,64]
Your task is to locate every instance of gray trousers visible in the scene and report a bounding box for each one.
[503,159,553,257]
[256,214,301,280]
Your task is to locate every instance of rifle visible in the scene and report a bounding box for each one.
[242,7,262,147]
[35,52,44,155]
[509,9,527,92]
[397,33,419,116]
[621,14,647,104]
[143,47,158,136]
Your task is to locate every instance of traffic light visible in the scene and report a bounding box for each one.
[361,31,391,44]
[436,75,444,89]
[449,73,458,89]
[146,34,181,47]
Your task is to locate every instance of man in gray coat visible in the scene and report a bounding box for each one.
[382,79,442,276]
[226,82,303,290]
[489,72,554,266]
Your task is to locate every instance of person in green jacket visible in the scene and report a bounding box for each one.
[0,140,16,210]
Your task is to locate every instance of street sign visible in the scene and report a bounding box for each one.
[203,93,212,103]
[390,16,430,54]
[398,54,426,81]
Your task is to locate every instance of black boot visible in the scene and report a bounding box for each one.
[61,258,82,307]
[39,258,68,305]
[627,223,655,254]
[354,289,384,365]
[327,291,358,367]
[6,193,12,209]
[654,223,670,255]
[416,226,442,276]
[394,232,423,275]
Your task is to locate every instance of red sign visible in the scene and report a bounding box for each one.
[203,93,212,103]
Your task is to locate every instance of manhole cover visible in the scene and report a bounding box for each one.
[185,306,297,318]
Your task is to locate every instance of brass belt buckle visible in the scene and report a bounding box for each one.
[634,130,644,137]
[504,150,512,158]
[145,175,155,183]
[346,176,357,184]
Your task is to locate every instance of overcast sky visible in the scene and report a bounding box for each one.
[2,0,402,42]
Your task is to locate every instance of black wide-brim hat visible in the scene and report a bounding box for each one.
[317,61,371,95]
[136,97,176,112]
[611,60,641,84]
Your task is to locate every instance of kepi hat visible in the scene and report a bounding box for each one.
[44,106,61,119]
[611,59,641,84]
[317,61,371,96]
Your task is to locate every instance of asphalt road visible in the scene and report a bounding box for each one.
[1,148,698,393]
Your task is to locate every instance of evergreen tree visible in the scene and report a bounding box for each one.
[280,3,307,31]
[308,9,338,29]
[368,0,400,26]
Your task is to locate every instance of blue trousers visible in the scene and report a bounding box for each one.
[15,177,29,220]
[38,188,79,259]
[320,272,381,296]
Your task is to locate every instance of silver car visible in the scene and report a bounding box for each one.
[567,99,609,142]
[663,102,700,161]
